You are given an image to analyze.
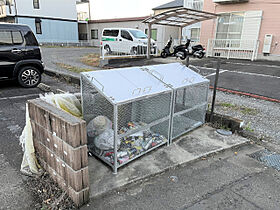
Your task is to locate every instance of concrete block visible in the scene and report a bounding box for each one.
[66,167,83,192]
[81,146,88,169]
[80,122,87,146]
[65,122,82,148]
[68,187,84,207]
[49,113,63,139]
[52,135,63,159]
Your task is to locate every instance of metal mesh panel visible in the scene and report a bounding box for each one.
[174,83,208,113]
[172,104,206,139]
[81,75,114,124]
[117,92,172,135]
[81,74,172,171]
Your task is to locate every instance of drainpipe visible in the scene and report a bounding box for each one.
[13,0,18,23]
[87,1,91,42]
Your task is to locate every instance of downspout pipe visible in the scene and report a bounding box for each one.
[13,0,18,23]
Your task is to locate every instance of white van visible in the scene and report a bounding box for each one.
[101,28,157,55]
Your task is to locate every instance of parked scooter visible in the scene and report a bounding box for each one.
[161,37,205,60]
[185,39,205,59]
[160,37,187,60]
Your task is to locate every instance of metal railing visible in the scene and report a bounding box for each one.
[100,43,159,60]
[185,1,204,11]
[206,39,259,61]
[0,4,14,17]
[40,40,96,47]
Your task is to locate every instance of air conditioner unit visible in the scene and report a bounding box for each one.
[213,0,249,4]
[263,34,273,54]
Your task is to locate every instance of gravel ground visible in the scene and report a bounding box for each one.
[208,90,280,143]
[24,171,76,210]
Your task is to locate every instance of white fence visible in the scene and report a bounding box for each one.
[99,39,198,60]
[40,40,96,47]
[206,39,259,61]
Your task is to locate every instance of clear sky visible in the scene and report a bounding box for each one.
[90,0,173,20]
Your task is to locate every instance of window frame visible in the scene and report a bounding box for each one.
[35,21,42,34]
[190,28,200,42]
[121,30,133,41]
[103,29,119,37]
[0,30,24,46]
[216,12,245,40]
[33,0,40,9]
[145,28,157,41]
[91,29,98,40]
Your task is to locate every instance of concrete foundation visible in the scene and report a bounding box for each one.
[88,125,249,198]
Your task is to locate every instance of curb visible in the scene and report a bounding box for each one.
[209,86,280,103]
[44,68,80,85]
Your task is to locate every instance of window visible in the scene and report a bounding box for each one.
[103,30,119,37]
[33,0,39,9]
[11,31,23,44]
[0,31,23,45]
[145,29,157,41]
[216,12,245,40]
[35,19,42,34]
[91,29,98,39]
[190,28,200,42]
[0,31,12,45]
[121,30,133,41]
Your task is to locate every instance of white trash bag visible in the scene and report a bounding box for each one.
[87,116,120,151]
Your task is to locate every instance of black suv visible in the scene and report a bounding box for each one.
[0,23,44,88]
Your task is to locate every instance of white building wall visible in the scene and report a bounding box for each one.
[87,20,178,49]
[15,0,77,20]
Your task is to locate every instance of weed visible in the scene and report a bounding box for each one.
[80,53,100,67]
[218,102,236,108]
[244,122,254,132]
[55,63,93,73]
[240,107,258,115]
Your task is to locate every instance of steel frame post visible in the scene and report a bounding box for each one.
[113,105,118,174]
[210,58,220,122]
[147,23,152,59]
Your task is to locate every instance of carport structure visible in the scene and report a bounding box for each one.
[143,7,219,59]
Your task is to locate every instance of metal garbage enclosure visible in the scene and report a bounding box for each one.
[143,63,210,143]
[81,63,209,173]
[81,67,173,173]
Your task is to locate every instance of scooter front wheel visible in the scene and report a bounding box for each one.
[197,52,205,59]
[161,51,168,58]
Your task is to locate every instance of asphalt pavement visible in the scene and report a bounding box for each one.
[84,144,280,210]
[41,47,280,101]
[190,58,280,101]
[0,75,79,209]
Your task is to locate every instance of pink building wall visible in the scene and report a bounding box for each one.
[200,0,280,58]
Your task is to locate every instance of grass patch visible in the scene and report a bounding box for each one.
[80,53,100,67]
[240,107,258,115]
[218,102,236,108]
[216,102,258,116]
[55,62,93,73]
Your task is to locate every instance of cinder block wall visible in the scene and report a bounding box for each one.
[28,99,89,207]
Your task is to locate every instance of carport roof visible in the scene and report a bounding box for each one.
[143,7,218,27]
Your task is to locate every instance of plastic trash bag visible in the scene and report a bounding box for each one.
[20,104,42,176]
[40,93,82,118]
[87,116,120,150]
[20,93,82,176]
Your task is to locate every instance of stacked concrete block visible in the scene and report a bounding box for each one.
[28,99,89,207]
